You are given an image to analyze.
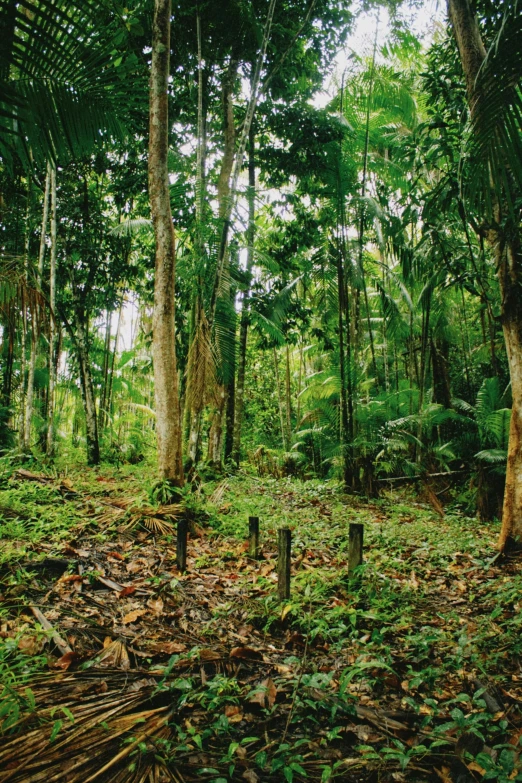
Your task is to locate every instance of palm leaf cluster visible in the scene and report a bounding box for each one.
[0,0,146,167]
[466,0,522,210]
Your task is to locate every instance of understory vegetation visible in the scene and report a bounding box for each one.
[0,463,521,781]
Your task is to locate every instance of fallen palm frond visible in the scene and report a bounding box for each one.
[0,670,176,783]
[89,497,183,534]
[208,479,229,505]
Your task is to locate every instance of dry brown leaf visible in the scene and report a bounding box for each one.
[224,704,243,723]
[467,761,487,775]
[230,646,263,661]
[150,641,187,654]
[199,648,221,661]
[60,574,84,583]
[122,608,146,625]
[242,770,259,783]
[147,597,164,615]
[248,677,277,708]
[118,586,136,598]
[54,651,82,670]
[17,634,44,655]
[126,561,144,574]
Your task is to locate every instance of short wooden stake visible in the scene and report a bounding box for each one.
[177,518,188,573]
[248,516,260,559]
[277,528,291,601]
[348,523,364,572]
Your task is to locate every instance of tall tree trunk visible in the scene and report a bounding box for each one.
[184,23,208,467]
[46,165,58,456]
[223,292,237,463]
[98,307,112,432]
[1,309,15,445]
[106,296,123,425]
[285,344,292,448]
[206,59,238,468]
[19,179,32,448]
[24,163,51,450]
[149,0,184,486]
[232,122,256,466]
[273,346,287,451]
[448,0,522,550]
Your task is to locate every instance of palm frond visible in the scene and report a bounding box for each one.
[0,0,145,166]
[465,0,522,207]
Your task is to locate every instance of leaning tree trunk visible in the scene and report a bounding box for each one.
[149,0,184,486]
[448,0,522,550]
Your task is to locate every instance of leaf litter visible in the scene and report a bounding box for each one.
[0,469,521,782]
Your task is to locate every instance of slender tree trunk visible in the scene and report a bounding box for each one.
[208,0,277,323]
[232,123,256,466]
[24,164,51,450]
[206,59,238,468]
[106,296,123,424]
[273,346,287,451]
[47,166,58,456]
[149,0,184,485]
[185,24,208,466]
[98,307,112,431]
[285,344,292,448]
[19,180,32,448]
[356,11,379,383]
[448,0,522,549]
[224,292,237,463]
[72,314,100,465]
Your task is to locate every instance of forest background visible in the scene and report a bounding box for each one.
[2,1,522,781]
[1,0,522,545]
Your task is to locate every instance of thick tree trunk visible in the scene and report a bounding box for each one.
[498,240,522,550]
[47,166,57,456]
[149,0,184,485]
[448,0,522,549]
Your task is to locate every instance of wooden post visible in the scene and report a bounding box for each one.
[248,516,260,558]
[177,518,188,573]
[277,528,291,600]
[348,523,363,572]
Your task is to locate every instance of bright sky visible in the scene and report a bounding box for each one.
[314,0,445,108]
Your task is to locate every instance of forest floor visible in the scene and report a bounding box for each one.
[0,459,521,783]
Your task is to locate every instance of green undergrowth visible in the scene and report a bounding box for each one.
[1,461,521,779]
